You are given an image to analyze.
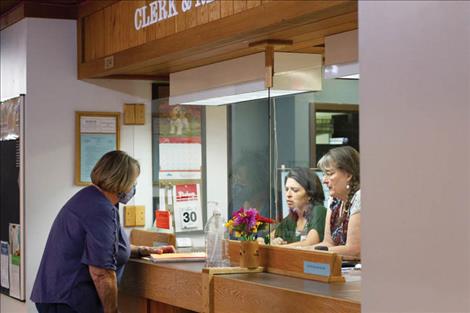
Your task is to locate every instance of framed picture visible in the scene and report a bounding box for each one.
[75,111,120,186]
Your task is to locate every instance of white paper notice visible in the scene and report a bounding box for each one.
[1,241,9,289]
[9,224,21,299]
[80,116,116,133]
[159,188,166,211]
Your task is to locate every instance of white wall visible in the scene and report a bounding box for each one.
[23,18,152,312]
[360,2,470,312]
[0,19,27,101]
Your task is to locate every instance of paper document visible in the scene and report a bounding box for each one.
[1,241,9,288]
[149,252,206,263]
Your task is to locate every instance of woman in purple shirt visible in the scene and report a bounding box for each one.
[31,151,174,313]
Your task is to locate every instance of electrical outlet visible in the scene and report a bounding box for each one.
[135,205,145,226]
[124,205,136,227]
[104,56,114,70]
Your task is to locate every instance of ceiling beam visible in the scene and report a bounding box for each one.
[0,1,77,31]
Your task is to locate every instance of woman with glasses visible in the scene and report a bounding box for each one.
[31,151,174,313]
[312,146,361,258]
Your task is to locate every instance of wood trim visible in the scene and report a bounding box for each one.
[78,0,120,18]
[0,2,24,31]
[314,102,359,112]
[78,0,357,78]
[119,261,204,312]
[105,74,169,81]
[213,275,361,313]
[1,1,77,31]
[228,241,345,283]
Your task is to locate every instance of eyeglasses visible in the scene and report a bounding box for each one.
[323,170,336,178]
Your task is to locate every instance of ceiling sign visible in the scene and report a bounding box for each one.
[135,0,215,31]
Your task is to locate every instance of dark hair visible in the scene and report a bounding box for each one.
[285,167,325,204]
[91,150,140,194]
[284,168,325,222]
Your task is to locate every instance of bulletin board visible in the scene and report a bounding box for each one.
[0,95,25,300]
[75,112,120,186]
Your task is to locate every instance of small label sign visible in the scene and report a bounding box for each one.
[304,261,330,277]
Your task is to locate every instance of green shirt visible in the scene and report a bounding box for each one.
[274,203,326,243]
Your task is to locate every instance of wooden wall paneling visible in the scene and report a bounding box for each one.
[78,1,357,78]
[220,0,233,18]
[233,0,247,14]
[79,0,119,19]
[145,0,157,42]
[228,241,345,283]
[123,1,146,49]
[282,21,358,52]
[213,277,361,313]
[185,3,198,29]
[119,261,204,312]
[103,3,121,55]
[118,292,149,313]
[130,229,176,247]
[175,1,187,32]
[246,0,261,10]
[0,2,24,31]
[207,0,220,22]
[84,10,105,62]
[196,1,209,26]
[164,10,177,38]
[266,11,357,44]
[118,1,133,52]
[149,301,196,313]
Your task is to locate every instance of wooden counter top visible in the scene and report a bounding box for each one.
[119,259,361,313]
[213,271,360,313]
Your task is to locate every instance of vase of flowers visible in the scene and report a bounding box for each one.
[225,208,274,269]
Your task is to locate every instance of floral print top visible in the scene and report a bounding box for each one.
[329,190,361,246]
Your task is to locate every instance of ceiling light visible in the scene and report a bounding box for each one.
[169,52,322,106]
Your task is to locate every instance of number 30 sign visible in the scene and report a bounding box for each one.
[174,184,203,232]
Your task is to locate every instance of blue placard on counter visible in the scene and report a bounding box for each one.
[304,261,330,276]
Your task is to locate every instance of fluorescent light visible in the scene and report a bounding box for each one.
[323,62,359,80]
[340,74,360,79]
[178,89,305,106]
[169,52,322,106]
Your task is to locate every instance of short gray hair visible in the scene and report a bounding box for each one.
[91,150,140,194]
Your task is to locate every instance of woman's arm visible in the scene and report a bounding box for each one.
[328,213,360,258]
[130,244,176,257]
[284,228,321,247]
[311,209,336,248]
[89,265,118,313]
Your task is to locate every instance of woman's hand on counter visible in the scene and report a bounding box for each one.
[271,237,286,245]
[131,244,176,257]
[139,245,176,256]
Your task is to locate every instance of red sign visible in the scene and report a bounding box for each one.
[155,211,170,229]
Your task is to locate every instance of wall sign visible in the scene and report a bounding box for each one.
[134,0,216,30]
[75,112,120,185]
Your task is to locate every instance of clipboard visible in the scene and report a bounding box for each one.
[148,252,206,263]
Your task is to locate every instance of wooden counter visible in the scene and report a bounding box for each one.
[119,259,205,313]
[119,259,361,313]
[213,272,360,313]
